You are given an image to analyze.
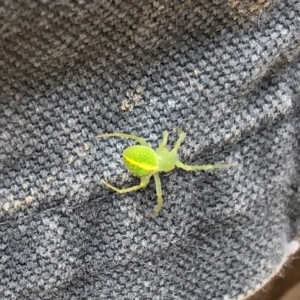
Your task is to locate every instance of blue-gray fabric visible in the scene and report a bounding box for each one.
[0,1,300,299]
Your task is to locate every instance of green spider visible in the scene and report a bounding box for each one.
[96,128,236,217]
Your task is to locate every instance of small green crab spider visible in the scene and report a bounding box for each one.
[96,128,237,217]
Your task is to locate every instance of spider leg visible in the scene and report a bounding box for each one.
[157,130,169,150]
[96,133,150,146]
[171,127,186,153]
[149,172,163,217]
[102,175,151,193]
[175,160,237,171]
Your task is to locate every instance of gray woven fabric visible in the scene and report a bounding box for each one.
[1,0,300,299]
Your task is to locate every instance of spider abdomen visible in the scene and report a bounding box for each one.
[123,145,159,177]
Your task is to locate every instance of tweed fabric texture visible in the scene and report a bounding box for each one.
[0,0,300,299]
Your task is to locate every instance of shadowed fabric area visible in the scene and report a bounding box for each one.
[246,248,300,300]
[0,1,300,299]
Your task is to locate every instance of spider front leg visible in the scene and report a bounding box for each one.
[102,175,151,194]
[96,132,150,146]
[175,160,237,171]
[172,127,186,153]
[157,130,169,150]
[171,128,237,171]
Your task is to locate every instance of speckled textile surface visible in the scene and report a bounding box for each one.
[0,1,300,299]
